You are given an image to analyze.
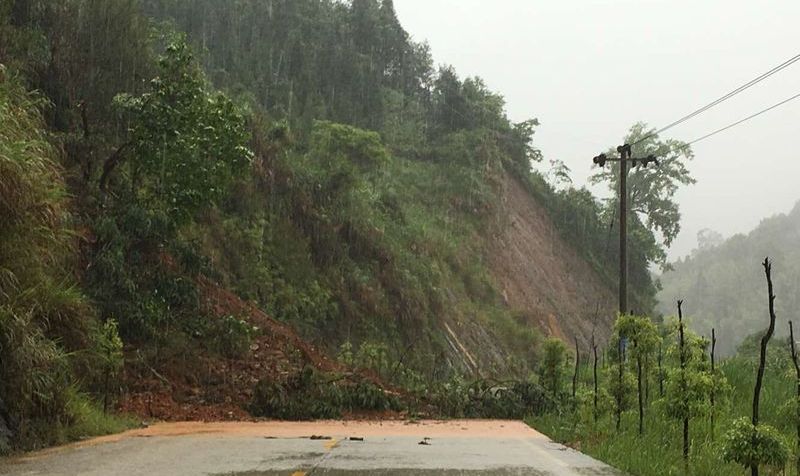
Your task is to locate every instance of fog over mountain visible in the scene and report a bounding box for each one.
[394,0,800,260]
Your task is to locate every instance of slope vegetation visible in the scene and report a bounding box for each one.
[0,0,651,452]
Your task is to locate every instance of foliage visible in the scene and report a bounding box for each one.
[530,311,800,476]
[88,319,124,412]
[0,0,670,453]
[430,376,554,419]
[590,123,695,270]
[721,417,789,469]
[250,366,401,420]
[0,69,122,452]
[539,337,569,398]
[616,315,660,357]
[206,316,257,360]
[662,318,713,421]
[111,37,252,224]
[604,362,636,416]
[0,71,70,428]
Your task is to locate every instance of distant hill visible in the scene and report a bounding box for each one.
[657,201,800,355]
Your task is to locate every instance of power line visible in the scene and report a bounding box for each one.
[634,52,800,145]
[676,90,800,150]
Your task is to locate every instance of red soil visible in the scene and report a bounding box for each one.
[119,268,399,422]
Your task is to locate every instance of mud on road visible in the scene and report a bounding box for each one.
[0,420,620,476]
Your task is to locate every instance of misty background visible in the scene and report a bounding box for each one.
[394,0,800,260]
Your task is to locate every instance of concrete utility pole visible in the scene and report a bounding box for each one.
[617,144,630,315]
[593,146,658,315]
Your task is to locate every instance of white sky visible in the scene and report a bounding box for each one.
[394,0,800,259]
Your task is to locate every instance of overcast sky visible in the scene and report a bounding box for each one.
[394,0,800,260]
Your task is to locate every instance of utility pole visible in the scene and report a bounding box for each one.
[593,146,658,315]
[617,144,630,315]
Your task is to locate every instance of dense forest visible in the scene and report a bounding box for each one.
[658,201,800,355]
[0,0,678,452]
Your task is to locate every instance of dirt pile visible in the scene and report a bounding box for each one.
[488,173,617,349]
[119,273,399,421]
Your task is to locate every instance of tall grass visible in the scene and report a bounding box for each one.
[0,68,132,453]
[531,344,799,475]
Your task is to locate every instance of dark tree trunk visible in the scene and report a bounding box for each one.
[658,342,664,397]
[616,325,624,431]
[636,340,644,434]
[593,335,599,423]
[103,368,110,415]
[751,258,778,476]
[789,321,800,476]
[710,328,716,439]
[678,300,689,464]
[573,336,580,404]
[99,142,131,192]
[789,321,800,474]
[644,354,650,406]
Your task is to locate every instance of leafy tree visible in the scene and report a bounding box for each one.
[106,37,252,224]
[663,303,712,466]
[539,337,569,399]
[722,417,789,473]
[603,340,636,431]
[616,314,660,434]
[90,320,124,414]
[591,122,694,270]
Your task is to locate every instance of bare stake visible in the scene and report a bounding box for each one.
[789,321,800,475]
[573,336,580,404]
[678,300,689,466]
[710,328,717,440]
[751,258,778,476]
[592,334,599,423]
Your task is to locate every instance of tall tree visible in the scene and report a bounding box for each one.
[591,122,695,269]
[106,38,252,224]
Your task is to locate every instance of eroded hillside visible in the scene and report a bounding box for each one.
[489,173,617,349]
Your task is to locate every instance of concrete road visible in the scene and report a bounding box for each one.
[0,420,620,476]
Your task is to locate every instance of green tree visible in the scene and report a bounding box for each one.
[539,337,569,399]
[591,123,695,269]
[104,37,252,224]
[663,306,712,466]
[722,418,789,474]
[90,320,124,414]
[615,314,660,434]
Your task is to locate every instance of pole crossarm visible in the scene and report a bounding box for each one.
[593,153,659,168]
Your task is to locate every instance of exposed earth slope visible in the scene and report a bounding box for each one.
[489,173,617,349]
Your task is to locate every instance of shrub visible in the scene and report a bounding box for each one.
[722,417,789,469]
[208,315,257,359]
[539,337,569,399]
[250,367,400,420]
[87,319,124,413]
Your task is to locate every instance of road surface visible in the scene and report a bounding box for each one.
[0,420,620,475]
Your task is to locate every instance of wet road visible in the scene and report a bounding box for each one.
[0,420,620,475]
